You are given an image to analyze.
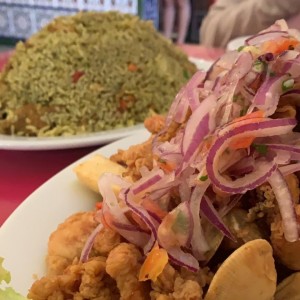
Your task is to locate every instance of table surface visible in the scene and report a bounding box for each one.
[0,44,224,226]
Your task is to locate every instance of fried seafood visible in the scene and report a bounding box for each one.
[150,263,206,300]
[30,20,300,299]
[28,257,119,300]
[106,243,148,300]
[47,212,120,276]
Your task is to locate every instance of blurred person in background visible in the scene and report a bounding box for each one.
[200,0,300,48]
[162,0,191,44]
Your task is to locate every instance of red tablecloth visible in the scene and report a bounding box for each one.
[0,45,224,226]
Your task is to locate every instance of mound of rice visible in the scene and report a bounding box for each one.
[0,11,196,137]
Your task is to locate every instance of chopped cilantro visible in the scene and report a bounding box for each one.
[252,60,264,73]
[282,78,295,92]
[253,143,268,155]
[199,175,208,181]
[238,45,245,52]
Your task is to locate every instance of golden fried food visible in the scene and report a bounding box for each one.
[151,264,204,300]
[47,212,120,275]
[28,257,119,300]
[106,243,149,300]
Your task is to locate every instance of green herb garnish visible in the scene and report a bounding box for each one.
[253,143,268,155]
[199,175,208,181]
[282,78,294,92]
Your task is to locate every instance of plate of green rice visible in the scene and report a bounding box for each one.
[0,11,211,150]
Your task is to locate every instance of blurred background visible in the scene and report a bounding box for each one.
[0,0,214,51]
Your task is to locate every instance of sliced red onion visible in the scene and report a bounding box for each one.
[279,59,300,77]
[201,196,235,241]
[112,220,150,233]
[267,144,300,161]
[178,95,217,174]
[216,51,239,71]
[164,87,186,126]
[219,194,243,217]
[206,118,296,194]
[190,183,210,259]
[98,174,150,247]
[268,170,299,242]
[279,163,300,176]
[245,31,289,46]
[179,180,192,202]
[146,210,163,224]
[132,168,164,195]
[167,247,199,272]
[226,51,253,84]
[251,74,289,116]
[80,223,103,262]
[219,149,248,173]
[278,50,300,60]
[98,173,131,224]
[123,188,158,253]
[95,207,149,248]
[282,88,300,97]
[185,71,207,111]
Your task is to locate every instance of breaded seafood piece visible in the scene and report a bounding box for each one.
[150,263,203,300]
[106,243,149,300]
[47,211,120,275]
[110,137,154,181]
[144,115,165,134]
[28,257,119,300]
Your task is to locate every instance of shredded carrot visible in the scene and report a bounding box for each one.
[96,202,103,210]
[128,63,138,72]
[228,111,265,149]
[157,159,176,173]
[262,38,300,54]
[232,110,265,123]
[139,243,169,282]
[229,136,255,150]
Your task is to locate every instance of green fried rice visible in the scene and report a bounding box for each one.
[0,11,197,137]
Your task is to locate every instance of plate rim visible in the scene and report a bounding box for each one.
[0,128,150,295]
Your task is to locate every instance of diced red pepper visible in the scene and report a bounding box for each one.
[72,71,85,83]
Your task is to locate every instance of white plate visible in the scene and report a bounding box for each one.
[226,35,251,51]
[0,57,211,151]
[189,56,213,71]
[0,128,150,296]
[0,124,145,150]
